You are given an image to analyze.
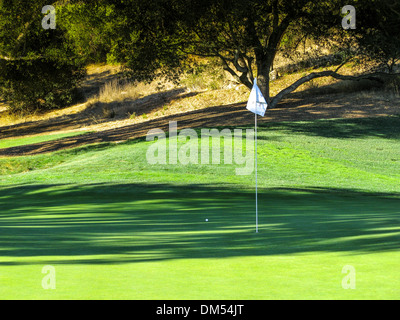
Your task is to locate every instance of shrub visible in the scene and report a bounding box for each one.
[0,57,85,114]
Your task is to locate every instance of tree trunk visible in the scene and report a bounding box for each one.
[254,48,273,105]
[257,67,270,105]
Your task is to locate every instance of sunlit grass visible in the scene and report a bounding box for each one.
[0,131,89,150]
[0,116,399,299]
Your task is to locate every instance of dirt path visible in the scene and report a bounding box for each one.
[0,90,399,158]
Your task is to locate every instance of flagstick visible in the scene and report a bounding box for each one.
[246,77,266,234]
[255,112,258,233]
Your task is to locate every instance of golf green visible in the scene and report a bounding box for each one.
[0,116,399,299]
[0,184,399,299]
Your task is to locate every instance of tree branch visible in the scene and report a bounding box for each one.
[217,53,240,81]
[269,70,393,108]
[217,52,253,89]
[233,50,248,73]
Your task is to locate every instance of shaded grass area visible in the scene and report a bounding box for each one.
[264,116,400,139]
[0,183,399,299]
[1,183,399,264]
[0,135,101,176]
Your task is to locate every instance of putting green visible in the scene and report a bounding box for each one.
[0,117,399,299]
[0,184,399,299]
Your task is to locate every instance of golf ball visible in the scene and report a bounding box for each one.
[205,219,208,222]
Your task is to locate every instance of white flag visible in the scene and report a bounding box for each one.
[246,78,267,117]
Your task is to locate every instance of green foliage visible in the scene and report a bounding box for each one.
[355,0,400,73]
[57,2,118,64]
[108,0,349,97]
[0,1,85,113]
[0,57,85,113]
[1,0,399,114]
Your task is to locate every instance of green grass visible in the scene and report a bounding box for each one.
[0,131,89,150]
[0,116,399,299]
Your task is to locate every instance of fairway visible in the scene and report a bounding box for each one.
[0,117,400,299]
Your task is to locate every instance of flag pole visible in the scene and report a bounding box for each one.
[246,77,266,234]
[255,111,258,233]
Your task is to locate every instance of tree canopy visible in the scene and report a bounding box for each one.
[110,0,345,103]
[0,0,399,112]
[0,0,85,112]
[108,0,400,107]
[354,0,400,73]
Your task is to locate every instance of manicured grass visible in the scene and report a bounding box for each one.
[0,184,399,299]
[2,116,399,192]
[0,131,89,150]
[0,116,399,299]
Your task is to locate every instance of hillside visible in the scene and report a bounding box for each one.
[0,61,399,157]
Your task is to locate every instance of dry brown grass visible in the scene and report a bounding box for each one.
[1,58,399,139]
[0,101,89,127]
[82,82,249,133]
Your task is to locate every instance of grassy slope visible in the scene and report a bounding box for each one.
[0,117,400,299]
[0,131,89,150]
[1,116,400,191]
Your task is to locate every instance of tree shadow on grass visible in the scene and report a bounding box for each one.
[0,183,399,265]
[259,115,400,140]
[0,87,199,141]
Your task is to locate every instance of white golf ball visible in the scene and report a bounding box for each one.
[205,219,208,222]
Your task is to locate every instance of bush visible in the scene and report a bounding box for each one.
[0,57,85,114]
